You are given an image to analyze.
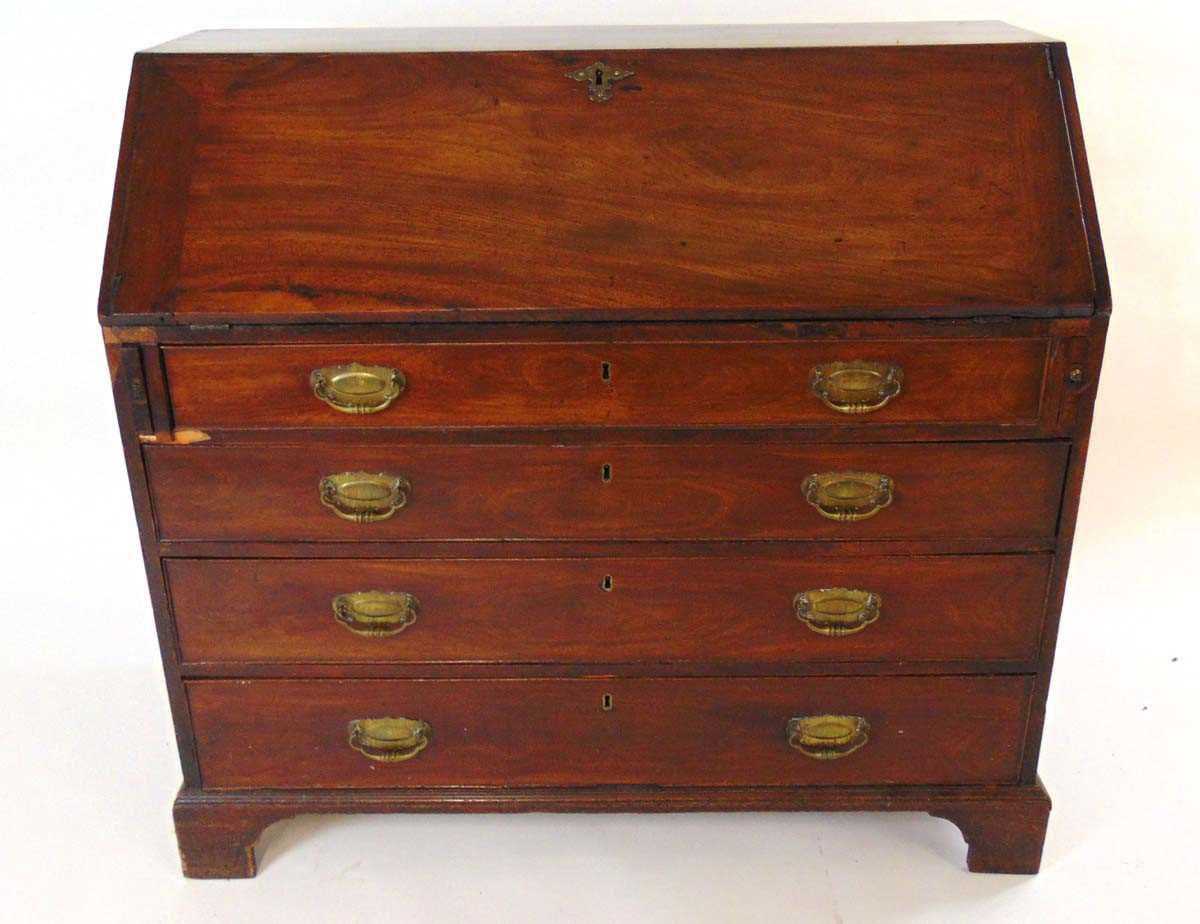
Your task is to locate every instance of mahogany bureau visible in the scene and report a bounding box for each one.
[98,23,1109,877]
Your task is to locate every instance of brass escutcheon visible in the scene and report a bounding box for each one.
[319,471,410,523]
[802,471,893,522]
[794,588,882,637]
[787,714,870,760]
[566,61,635,102]
[332,591,420,637]
[310,362,405,414]
[810,361,903,414]
[347,717,431,762]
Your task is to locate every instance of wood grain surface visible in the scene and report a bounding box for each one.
[144,440,1069,542]
[187,675,1033,789]
[164,337,1051,429]
[102,43,1095,322]
[167,554,1051,666]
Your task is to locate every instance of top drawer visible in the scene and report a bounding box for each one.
[163,337,1053,431]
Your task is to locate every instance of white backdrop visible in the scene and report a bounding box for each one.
[2,2,1197,921]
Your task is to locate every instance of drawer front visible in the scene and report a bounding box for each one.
[164,338,1051,430]
[168,555,1051,665]
[188,676,1032,789]
[145,441,1067,542]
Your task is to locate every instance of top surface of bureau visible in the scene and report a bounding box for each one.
[99,23,1104,326]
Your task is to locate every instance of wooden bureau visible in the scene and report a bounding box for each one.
[99,23,1108,877]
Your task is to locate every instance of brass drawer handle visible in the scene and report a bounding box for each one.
[310,362,405,414]
[810,361,902,414]
[348,717,431,762]
[802,471,893,522]
[319,471,410,523]
[333,591,419,637]
[787,714,870,760]
[794,588,881,636]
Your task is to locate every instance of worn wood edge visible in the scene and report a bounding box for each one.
[172,779,1051,877]
[139,428,210,445]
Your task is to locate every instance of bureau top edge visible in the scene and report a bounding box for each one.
[144,23,1055,55]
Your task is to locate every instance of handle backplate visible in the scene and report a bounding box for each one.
[787,714,870,760]
[333,591,419,637]
[311,362,405,414]
[802,471,893,522]
[810,361,903,414]
[348,717,431,762]
[319,471,410,523]
[794,588,881,637]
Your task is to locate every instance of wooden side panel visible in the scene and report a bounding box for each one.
[187,675,1033,789]
[167,554,1051,666]
[103,44,1095,322]
[164,337,1050,430]
[144,441,1069,542]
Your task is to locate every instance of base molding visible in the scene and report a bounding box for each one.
[173,780,1051,878]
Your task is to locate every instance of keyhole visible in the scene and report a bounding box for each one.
[601,361,612,382]
[601,574,614,591]
[594,69,604,88]
[601,463,612,483]
[601,693,614,711]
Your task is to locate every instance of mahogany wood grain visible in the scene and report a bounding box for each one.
[97,24,1109,879]
[174,779,1052,877]
[187,675,1032,790]
[164,337,1051,430]
[102,43,1095,323]
[144,440,1069,542]
[167,554,1051,666]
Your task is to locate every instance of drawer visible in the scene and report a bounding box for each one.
[164,338,1052,430]
[187,676,1032,789]
[168,554,1051,666]
[145,441,1068,542]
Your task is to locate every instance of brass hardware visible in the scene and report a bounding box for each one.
[787,715,870,760]
[319,471,410,523]
[601,574,614,591]
[347,717,431,762]
[310,362,405,414]
[601,693,614,711]
[601,361,612,382]
[1068,367,1084,384]
[794,588,881,637]
[810,361,903,414]
[601,463,612,483]
[566,61,635,102]
[333,591,419,637]
[802,471,893,522]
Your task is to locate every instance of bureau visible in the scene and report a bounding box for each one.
[99,22,1108,877]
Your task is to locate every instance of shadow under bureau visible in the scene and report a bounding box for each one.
[98,22,1108,877]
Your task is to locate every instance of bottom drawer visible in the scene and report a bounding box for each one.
[188,676,1032,790]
